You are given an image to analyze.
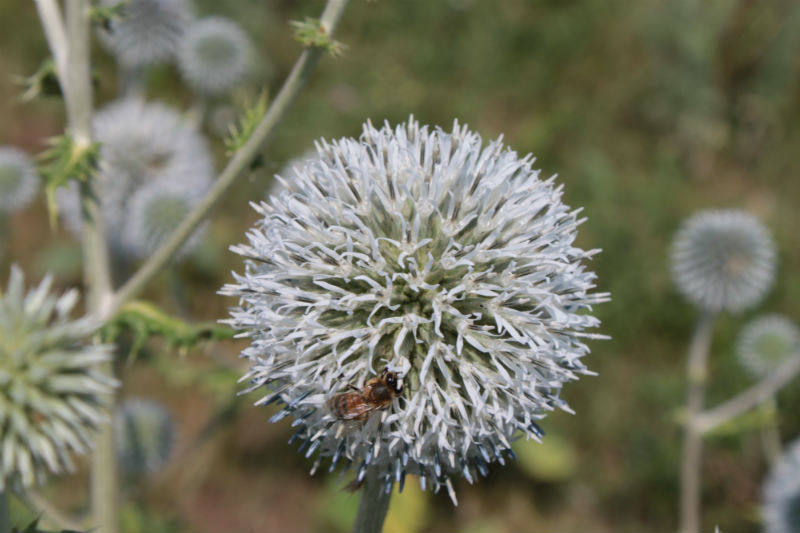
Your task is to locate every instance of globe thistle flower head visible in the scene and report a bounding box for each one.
[58,98,213,256]
[0,266,115,490]
[763,438,800,533]
[670,209,776,313]
[222,118,609,504]
[178,17,252,95]
[0,146,39,213]
[97,0,195,69]
[115,398,177,475]
[122,179,207,260]
[736,315,800,379]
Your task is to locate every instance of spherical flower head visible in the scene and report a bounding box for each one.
[97,0,194,69]
[763,438,800,533]
[222,118,609,503]
[0,266,115,490]
[178,17,252,95]
[122,179,207,260]
[736,315,800,379]
[0,146,39,214]
[58,98,213,257]
[670,209,776,313]
[115,398,177,475]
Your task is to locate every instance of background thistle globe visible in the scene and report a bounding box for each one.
[97,0,195,69]
[0,266,115,490]
[115,398,177,476]
[670,209,776,313]
[58,98,213,257]
[223,118,609,502]
[0,146,39,214]
[178,17,252,96]
[763,438,800,533]
[736,315,800,379]
[122,179,208,260]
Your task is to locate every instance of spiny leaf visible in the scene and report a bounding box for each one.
[15,58,61,101]
[225,90,269,159]
[89,0,129,32]
[291,17,346,56]
[37,133,100,229]
[101,300,236,361]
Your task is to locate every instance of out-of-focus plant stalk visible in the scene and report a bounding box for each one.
[692,353,800,434]
[64,1,118,532]
[23,489,85,532]
[679,311,715,533]
[108,0,350,319]
[33,0,69,83]
[353,469,392,533]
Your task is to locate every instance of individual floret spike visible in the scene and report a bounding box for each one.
[0,266,115,490]
[222,117,609,504]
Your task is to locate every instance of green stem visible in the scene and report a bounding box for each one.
[353,469,392,533]
[0,489,10,533]
[759,397,782,464]
[679,310,715,533]
[107,0,350,319]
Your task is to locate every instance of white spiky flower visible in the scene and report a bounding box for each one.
[0,266,115,490]
[670,209,776,313]
[115,398,177,475]
[0,146,39,213]
[221,118,609,504]
[178,17,252,95]
[762,437,800,533]
[97,0,194,68]
[736,315,800,379]
[58,98,213,257]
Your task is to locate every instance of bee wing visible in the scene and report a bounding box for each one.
[340,401,378,421]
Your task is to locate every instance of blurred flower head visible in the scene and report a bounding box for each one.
[122,179,207,259]
[0,266,115,490]
[763,437,800,533]
[670,209,776,313]
[222,118,609,503]
[0,146,39,213]
[736,315,800,379]
[97,0,195,69]
[178,17,252,95]
[58,98,213,258]
[115,398,177,475]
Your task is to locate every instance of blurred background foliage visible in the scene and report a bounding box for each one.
[2,0,800,531]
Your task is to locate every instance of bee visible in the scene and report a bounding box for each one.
[327,369,404,421]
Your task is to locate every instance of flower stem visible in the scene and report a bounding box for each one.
[0,489,10,533]
[107,0,350,319]
[679,310,715,533]
[692,354,800,434]
[353,469,392,533]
